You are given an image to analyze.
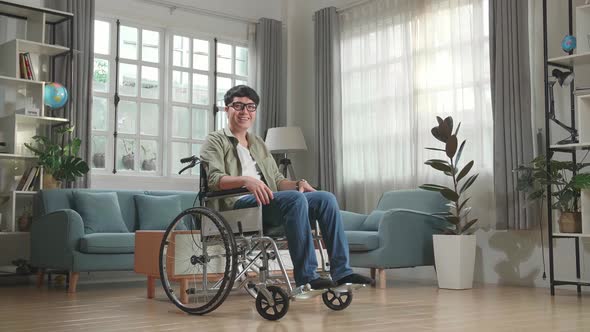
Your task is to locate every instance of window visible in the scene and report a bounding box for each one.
[215,42,249,130]
[91,19,248,179]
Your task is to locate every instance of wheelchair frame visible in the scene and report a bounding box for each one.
[158,156,363,320]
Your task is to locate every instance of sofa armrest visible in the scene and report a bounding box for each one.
[30,209,85,269]
[340,210,367,231]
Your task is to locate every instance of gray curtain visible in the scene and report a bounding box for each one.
[490,0,535,230]
[255,18,284,138]
[314,7,344,205]
[45,0,94,188]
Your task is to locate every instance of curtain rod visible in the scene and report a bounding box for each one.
[138,0,259,24]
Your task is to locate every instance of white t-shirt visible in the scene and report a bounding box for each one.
[236,144,261,181]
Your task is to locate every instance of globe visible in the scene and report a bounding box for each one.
[561,35,576,53]
[44,82,69,110]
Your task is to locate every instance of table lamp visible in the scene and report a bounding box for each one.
[265,127,307,180]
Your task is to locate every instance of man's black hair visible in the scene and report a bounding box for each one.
[223,85,260,106]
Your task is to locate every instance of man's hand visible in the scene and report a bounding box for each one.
[243,177,274,205]
[298,180,316,193]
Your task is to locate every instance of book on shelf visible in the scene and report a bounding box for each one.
[18,53,35,80]
[22,166,39,191]
[15,166,33,191]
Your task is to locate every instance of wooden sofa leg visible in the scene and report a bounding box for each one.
[68,272,79,293]
[370,268,376,287]
[36,270,45,288]
[377,268,386,289]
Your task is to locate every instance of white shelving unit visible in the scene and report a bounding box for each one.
[544,1,590,295]
[0,2,73,238]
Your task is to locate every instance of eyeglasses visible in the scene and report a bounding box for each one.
[229,102,257,112]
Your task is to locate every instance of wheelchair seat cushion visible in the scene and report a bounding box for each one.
[345,231,379,252]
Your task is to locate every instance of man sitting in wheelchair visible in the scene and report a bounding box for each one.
[200,85,374,290]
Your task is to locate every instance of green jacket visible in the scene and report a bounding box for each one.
[200,128,286,210]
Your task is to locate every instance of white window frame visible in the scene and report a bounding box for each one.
[91,18,249,180]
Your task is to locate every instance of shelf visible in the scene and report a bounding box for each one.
[554,278,590,287]
[0,75,44,87]
[15,39,70,56]
[549,143,590,151]
[552,233,590,238]
[0,232,29,236]
[0,114,68,125]
[548,51,590,67]
[0,153,36,160]
[0,1,72,23]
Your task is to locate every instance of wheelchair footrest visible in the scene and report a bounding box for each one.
[291,285,327,300]
[330,283,367,294]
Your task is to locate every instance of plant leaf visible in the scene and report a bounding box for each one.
[445,135,458,158]
[455,140,466,166]
[460,219,478,234]
[431,127,447,143]
[457,160,474,182]
[458,197,471,212]
[571,173,590,189]
[420,184,454,192]
[425,147,446,152]
[440,188,459,202]
[436,116,444,126]
[454,122,461,136]
[425,160,453,173]
[460,173,479,194]
[443,117,454,135]
[445,215,460,225]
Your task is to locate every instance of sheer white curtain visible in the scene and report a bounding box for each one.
[340,0,494,221]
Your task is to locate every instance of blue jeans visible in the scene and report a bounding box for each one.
[234,190,353,286]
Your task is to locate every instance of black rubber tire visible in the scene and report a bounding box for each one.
[322,289,353,311]
[255,285,290,320]
[159,207,237,315]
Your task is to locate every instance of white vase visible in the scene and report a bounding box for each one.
[433,234,476,289]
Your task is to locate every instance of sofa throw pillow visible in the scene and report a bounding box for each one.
[134,195,183,230]
[73,191,129,234]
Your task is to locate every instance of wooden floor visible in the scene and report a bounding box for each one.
[1,280,589,332]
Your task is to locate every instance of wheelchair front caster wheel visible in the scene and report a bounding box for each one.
[255,286,290,320]
[322,289,353,311]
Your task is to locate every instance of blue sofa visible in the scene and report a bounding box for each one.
[342,189,448,288]
[31,189,198,292]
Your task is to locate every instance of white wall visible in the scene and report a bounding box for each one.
[284,0,590,290]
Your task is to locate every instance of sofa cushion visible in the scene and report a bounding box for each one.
[345,231,379,252]
[360,210,386,231]
[73,191,129,234]
[134,194,183,230]
[79,233,135,254]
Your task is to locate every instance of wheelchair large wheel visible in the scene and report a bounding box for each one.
[159,207,238,315]
[255,285,290,321]
[322,289,353,311]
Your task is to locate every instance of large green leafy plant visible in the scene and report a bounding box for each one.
[24,126,90,183]
[419,116,479,235]
[515,155,590,212]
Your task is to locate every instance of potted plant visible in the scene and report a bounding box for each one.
[419,116,479,289]
[140,144,156,171]
[24,126,90,188]
[92,140,105,168]
[514,155,590,233]
[121,140,134,170]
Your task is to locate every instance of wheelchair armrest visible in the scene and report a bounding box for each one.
[204,187,250,199]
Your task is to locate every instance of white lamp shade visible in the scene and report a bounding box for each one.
[265,127,308,153]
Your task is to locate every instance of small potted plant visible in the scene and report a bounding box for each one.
[24,126,90,188]
[92,140,105,168]
[121,140,134,170]
[515,155,590,233]
[419,116,479,289]
[140,145,156,171]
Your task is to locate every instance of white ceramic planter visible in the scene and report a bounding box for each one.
[433,234,476,289]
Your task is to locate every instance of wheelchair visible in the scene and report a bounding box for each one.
[158,156,365,320]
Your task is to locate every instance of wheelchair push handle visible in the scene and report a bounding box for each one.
[178,155,200,175]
